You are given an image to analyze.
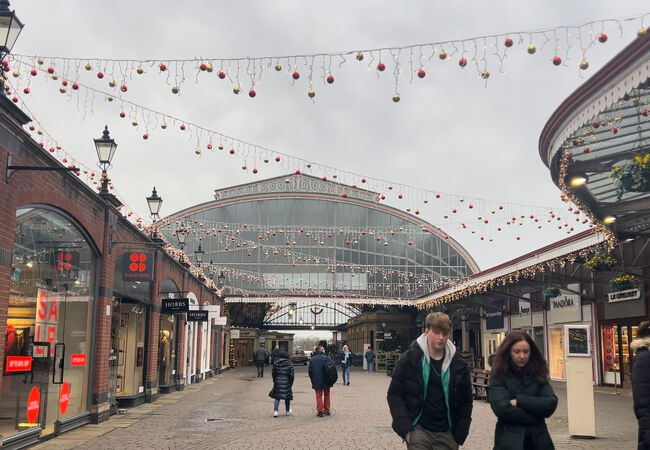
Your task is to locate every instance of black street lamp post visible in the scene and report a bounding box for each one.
[176,226,187,250]
[146,187,163,242]
[194,243,204,266]
[0,0,24,88]
[94,125,117,195]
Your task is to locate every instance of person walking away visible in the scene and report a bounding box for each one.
[631,320,650,449]
[254,345,269,378]
[271,344,280,365]
[308,345,337,416]
[488,330,557,450]
[365,347,376,373]
[341,344,352,385]
[387,312,473,449]
[269,349,294,417]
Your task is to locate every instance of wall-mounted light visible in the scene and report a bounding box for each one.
[569,175,588,187]
[603,215,616,224]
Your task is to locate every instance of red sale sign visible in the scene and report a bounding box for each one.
[70,354,86,366]
[5,356,32,372]
[27,386,39,424]
[59,382,70,415]
[34,289,59,357]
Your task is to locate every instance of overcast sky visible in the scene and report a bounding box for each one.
[10,1,648,270]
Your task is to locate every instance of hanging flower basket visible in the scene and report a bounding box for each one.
[611,274,638,291]
[584,252,617,272]
[612,154,650,198]
[543,286,561,298]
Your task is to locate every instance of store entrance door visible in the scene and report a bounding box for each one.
[601,323,639,387]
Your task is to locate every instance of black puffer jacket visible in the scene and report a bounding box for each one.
[387,338,473,445]
[632,337,650,450]
[269,357,294,400]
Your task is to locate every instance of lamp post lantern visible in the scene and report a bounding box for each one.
[0,0,24,88]
[217,271,226,289]
[194,243,204,265]
[176,226,187,250]
[146,187,163,242]
[94,125,117,195]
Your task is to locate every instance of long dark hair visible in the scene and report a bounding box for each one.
[491,330,548,383]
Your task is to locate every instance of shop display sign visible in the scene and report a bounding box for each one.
[26,386,40,424]
[187,310,209,322]
[485,300,504,330]
[5,356,32,373]
[511,296,532,328]
[122,252,153,281]
[161,298,189,314]
[70,354,87,366]
[601,324,616,371]
[607,288,641,303]
[35,288,59,357]
[547,284,582,324]
[565,325,591,357]
[59,381,70,415]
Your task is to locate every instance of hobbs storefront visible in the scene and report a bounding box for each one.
[1,207,96,443]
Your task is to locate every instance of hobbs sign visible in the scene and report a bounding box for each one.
[547,287,581,324]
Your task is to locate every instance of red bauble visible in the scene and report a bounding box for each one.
[295,169,301,174]
[180,124,186,130]
[275,156,281,162]
[23,87,30,94]
[417,69,426,78]
[458,57,467,67]
[120,84,128,92]
[229,148,235,154]
[292,71,300,80]
[322,176,327,181]
[361,177,366,183]
[96,71,104,79]
[504,37,514,47]
[249,89,256,97]
[11,96,18,103]
[207,143,213,150]
[516,236,521,240]
[253,168,258,174]
[592,121,600,128]
[28,124,35,131]
[377,62,386,71]
[552,56,562,66]
[415,209,420,215]
[142,133,148,140]
[380,194,386,200]
[643,109,649,117]
[30,68,37,76]
[47,66,55,74]
[326,75,334,84]
[61,80,68,86]
[200,63,208,71]
[435,193,441,198]
[598,32,608,43]
[611,127,618,134]
[583,146,590,153]
[398,194,403,199]
[159,63,167,71]
[469,204,474,209]
[119,111,126,118]
[218,71,226,79]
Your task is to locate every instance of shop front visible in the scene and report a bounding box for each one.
[510,295,545,361]
[599,285,647,387]
[109,252,153,408]
[545,284,594,382]
[158,280,181,394]
[481,300,508,369]
[1,207,96,444]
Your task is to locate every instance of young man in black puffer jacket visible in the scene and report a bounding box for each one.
[632,320,650,450]
[387,312,473,449]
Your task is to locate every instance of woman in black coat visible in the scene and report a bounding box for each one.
[631,320,650,449]
[269,349,294,417]
[488,330,557,450]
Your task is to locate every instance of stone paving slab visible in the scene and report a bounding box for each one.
[33,366,638,449]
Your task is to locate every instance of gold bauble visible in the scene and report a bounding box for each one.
[218,144,224,150]
[284,178,291,183]
[37,130,43,135]
[12,71,18,78]
[233,86,241,94]
[307,89,315,98]
[356,52,364,61]
[264,157,269,163]
[51,74,58,80]
[136,66,144,74]
[387,185,393,190]
[480,70,490,79]
[332,173,338,178]
[306,162,312,168]
[84,63,92,71]
[132,120,138,126]
[195,148,201,155]
[579,60,589,70]
[171,86,180,94]
[107,96,114,102]
[206,64,213,72]
[406,207,411,212]
[439,50,448,60]
[638,27,648,38]
[37,57,44,65]
[392,93,400,102]
[423,199,428,204]
[161,122,167,129]
[527,44,536,54]
[242,164,247,170]
[109,80,116,87]
[275,63,282,71]
[59,87,66,93]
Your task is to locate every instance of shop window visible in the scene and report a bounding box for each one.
[2,207,96,438]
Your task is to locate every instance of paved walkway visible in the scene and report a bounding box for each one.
[34,366,637,449]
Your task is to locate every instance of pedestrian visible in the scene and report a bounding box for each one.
[387,312,473,449]
[341,344,352,385]
[269,349,294,417]
[631,320,650,449]
[488,330,557,450]
[254,344,269,378]
[365,346,376,373]
[271,344,280,365]
[308,345,337,417]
